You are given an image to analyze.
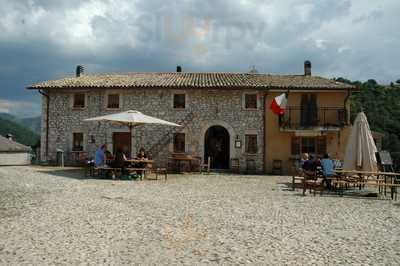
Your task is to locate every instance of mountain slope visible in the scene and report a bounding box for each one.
[0,115,40,147]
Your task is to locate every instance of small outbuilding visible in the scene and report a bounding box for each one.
[0,134,32,166]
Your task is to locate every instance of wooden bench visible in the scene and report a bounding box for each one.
[126,168,148,180]
[91,166,122,178]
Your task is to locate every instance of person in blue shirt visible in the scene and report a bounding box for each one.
[321,153,335,189]
[95,144,106,167]
[321,153,335,177]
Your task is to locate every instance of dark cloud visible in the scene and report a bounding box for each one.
[0,0,399,116]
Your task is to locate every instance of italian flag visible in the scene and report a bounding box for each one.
[270,93,288,115]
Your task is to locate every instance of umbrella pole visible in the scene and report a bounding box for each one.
[129,125,133,159]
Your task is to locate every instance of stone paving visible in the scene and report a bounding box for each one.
[0,166,399,265]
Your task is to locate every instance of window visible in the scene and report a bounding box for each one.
[291,137,301,155]
[245,94,257,109]
[107,94,120,109]
[316,137,327,155]
[302,137,316,154]
[72,133,84,151]
[173,133,185,153]
[245,134,258,154]
[173,94,186,109]
[291,136,327,156]
[73,93,85,108]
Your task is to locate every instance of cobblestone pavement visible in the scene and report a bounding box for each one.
[0,166,399,265]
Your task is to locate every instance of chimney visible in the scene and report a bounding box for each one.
[76,65,84,77]
[304,60,312,76]
[176,65,182,73]
[6,134,13,141]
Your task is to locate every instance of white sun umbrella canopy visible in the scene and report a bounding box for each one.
[84,110,181,156]
[343,112,378,172]
[85,110,181,127]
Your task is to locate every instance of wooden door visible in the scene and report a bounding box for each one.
[113,132,131,158]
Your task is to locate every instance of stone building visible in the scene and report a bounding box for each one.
[0,134,32,166]
[28,62,355,173]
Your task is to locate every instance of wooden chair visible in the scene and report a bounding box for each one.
[302,171,324,196]
[149,167,168,181]
[272,159,283,175]
[200,156,211,174]
[230,158,240,173]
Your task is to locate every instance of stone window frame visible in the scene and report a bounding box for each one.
[105,91,123,110]
[243,129,259,155]
[242,91,260,110]
[70,92,88,110]
[71,132,86,152]
[171,90,189,110]
[169,128,191,154]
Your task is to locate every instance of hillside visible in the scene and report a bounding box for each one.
[0,114,40,147]
[335,78,400,154]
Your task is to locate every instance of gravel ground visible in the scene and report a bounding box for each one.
[0,166,399,265]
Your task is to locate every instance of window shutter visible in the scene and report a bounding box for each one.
[291,137,300,155]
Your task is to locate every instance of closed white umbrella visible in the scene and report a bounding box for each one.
[84,110,181,157]
[343,112,378,172]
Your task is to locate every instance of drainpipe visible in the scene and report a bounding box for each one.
[344,88,351,125]
[263,90,269,173]
[38,89,50,161]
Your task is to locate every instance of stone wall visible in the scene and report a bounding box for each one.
[41,88,265,172]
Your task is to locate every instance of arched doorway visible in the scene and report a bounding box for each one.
[204,126,230,169]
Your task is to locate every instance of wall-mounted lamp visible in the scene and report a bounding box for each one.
[235,135,242,148]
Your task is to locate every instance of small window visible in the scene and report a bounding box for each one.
[173,94,186,109]
[245,94,257,109]
[173,133,185,153]
[301,137,316,154]
[107,94,120,109]
[72,133,84,151]
[245,134,258,154]
[73,93,85,108]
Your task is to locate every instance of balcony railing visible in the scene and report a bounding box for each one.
[279,106,348,130]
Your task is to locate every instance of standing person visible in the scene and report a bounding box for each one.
[95,144,106,167]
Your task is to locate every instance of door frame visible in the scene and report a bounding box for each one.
[199,120,236,166]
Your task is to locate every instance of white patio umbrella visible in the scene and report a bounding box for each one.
[84,110,181,157]
[343,112,378,172]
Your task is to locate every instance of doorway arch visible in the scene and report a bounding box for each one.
[204,126,230,169]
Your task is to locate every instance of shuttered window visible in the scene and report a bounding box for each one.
[291,136,327,156]
[291,137,300,155]
[107,94,120,109]
[173,94,186,109]
[173,133,185,153]
[245,94,257,109]
[73,94,85,108]
[245,134,258,154]
[72,133,84,151]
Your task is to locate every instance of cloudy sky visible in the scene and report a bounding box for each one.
[0,0,399,117]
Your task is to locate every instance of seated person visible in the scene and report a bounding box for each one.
[321,153,335,177]
[137,147,148,160]
[135,148,148,177]
[95,144,106,167]
[321,153,335,189]
[302,154,316,178]
[112,148,127,169]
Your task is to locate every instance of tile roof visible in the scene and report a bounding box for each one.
[27,72,355,90]
[0,135,32,152]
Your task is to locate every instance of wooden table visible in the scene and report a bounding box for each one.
[168,155,200,173]
[335,170,400,199]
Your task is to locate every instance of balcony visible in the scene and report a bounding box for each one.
[279,106,348,131]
